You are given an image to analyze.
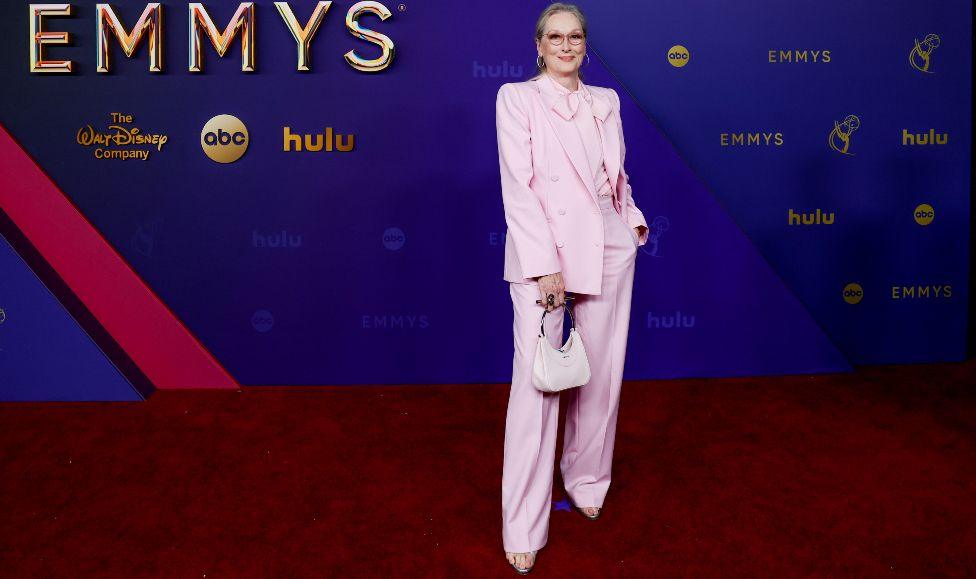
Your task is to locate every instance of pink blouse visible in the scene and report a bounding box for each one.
[545,73,614,197]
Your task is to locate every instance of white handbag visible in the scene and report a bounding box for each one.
[532,295,592,393]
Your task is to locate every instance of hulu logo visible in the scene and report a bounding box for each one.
[788,209,835,225]
[902,129,948,146]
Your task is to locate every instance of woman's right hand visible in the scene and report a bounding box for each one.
[535,272,566,311]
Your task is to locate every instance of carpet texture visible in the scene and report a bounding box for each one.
[2,361,974,577]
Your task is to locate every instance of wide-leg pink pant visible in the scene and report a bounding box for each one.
[502,193,638,553]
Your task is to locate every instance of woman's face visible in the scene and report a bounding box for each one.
[537,12,585,77]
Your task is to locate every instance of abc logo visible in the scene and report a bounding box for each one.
[383,227,406,250]
[251,309,274,333]
[843,282,864,304]
[201,114,249,163]
[667,45,690,68]
[913,203,934,226]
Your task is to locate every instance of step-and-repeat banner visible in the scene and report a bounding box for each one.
[0,0,970,398]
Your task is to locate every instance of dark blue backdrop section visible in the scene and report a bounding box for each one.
[0,1,968,387]
[0,234,138,400]
[583,0,971,364]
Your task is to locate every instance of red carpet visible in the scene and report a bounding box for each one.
[2,362,975,577]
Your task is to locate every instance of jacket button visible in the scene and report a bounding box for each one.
[594,240,601,246]
[558,209,566,215]
[556,241,565,248]
[551,175,559,181]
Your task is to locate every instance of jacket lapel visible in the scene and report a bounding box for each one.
[530,76,619,208]
[596,106,620,199]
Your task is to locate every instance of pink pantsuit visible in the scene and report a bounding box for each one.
[496,73,648,553]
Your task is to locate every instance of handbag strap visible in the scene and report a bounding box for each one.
[539,294,577,337]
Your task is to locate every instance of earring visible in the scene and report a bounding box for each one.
[537,55,545,68]
[585,53,591,66]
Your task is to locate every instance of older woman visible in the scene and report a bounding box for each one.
[496,2,648,574]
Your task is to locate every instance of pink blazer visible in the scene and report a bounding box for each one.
[495,75,648,296]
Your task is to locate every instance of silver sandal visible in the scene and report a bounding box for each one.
[569,498,602,520]
[508,550,538,575]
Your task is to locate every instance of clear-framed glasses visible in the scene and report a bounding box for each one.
[545,30,585,46]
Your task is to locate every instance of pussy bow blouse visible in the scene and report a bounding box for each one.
[542,72,614,198]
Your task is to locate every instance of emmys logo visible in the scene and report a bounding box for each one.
[0,307,6,324]
[891,285,952,299]
[843,283,863,304]
[201,114,248,163]
[282,127,354,152]
[76,112,167,160]
[646,310,695,329]
[768,50,831,63]
[667,45,689,68]
[788,209,835,225]
[909,34,940,73]
[913,204,934,226]
[902,129,948,146]
[472,60,522,79]
[720,132,783,146]
[828,115,859,155]
[29,2,396,74]
[251,309,274,332]
[361,314,430,329]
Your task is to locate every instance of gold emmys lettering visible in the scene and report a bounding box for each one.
[767,49,831,63]
[891,285,952,299]
[719,132,783,146]
[29,2,396,73]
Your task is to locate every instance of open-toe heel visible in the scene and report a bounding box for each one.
[568,497,602,520]
[507,550,538,575]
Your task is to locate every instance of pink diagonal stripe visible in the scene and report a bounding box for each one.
[0,122,237,389]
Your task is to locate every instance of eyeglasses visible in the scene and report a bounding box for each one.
[544,31,585,46]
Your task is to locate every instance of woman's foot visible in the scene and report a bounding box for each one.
[580,506,601,518]
[568,499,602,520]
[505,550,537,574]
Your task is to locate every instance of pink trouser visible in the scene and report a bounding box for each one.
[501,193,638,553]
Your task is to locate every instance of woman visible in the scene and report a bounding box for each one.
[496,3,648,574]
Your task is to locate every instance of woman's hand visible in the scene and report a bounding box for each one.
[535,272,566,311]
[634,225,646,243]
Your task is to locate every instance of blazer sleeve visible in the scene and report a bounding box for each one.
[610,88,649,246]
[496,83,561,279]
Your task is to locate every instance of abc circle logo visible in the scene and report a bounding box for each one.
[843,282,864,304]
[913,203,934,226]
[251,309,274,333]
[668,45,690,68]
[383,227,406,250]
[201,114,249,163]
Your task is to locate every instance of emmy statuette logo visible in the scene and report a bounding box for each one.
[201,114,249,163]
[909,34,940,73]
[828,115,860,155]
